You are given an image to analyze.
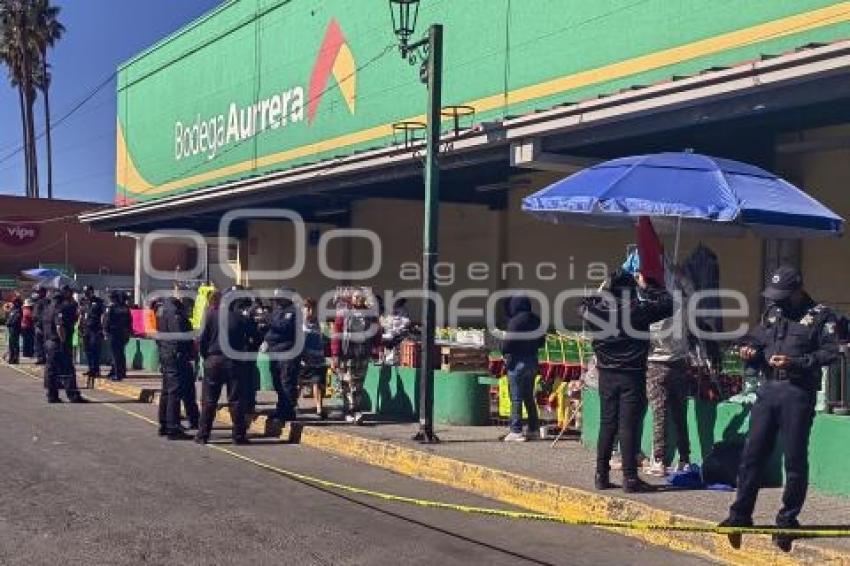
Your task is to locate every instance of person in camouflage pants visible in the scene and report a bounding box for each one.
[646,269,693,474]
[646,361,690,469]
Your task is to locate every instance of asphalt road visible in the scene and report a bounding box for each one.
[0,364,710,566]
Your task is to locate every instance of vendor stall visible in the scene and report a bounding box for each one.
[521,150,850,497]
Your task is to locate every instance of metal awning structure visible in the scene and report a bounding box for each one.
[81,40,850,233]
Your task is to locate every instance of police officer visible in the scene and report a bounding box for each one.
[156,293,195,440]
[244,295,268,414]
[78,285,105,379]
[719,266,839,552]
[263,287,301,423]
[195,288,253,445]
[103,291,132,381]
[32,287,48,365]
[43,286,84,403]
[4,295,22,364]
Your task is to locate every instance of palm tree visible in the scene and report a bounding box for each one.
[0,0,40,198]
[0,21,29,197]
[32,0,63,199]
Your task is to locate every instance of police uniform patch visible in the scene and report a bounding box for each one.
[825,322,836,335]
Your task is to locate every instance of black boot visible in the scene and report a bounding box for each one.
[622,476,654,493]
[773,520,799,553]
[595,471,615,491]
[718,516,753,550]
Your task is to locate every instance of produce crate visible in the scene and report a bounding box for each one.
[440,345,489,372]
[400,339,421,368]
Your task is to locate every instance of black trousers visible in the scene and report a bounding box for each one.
[158,354,183,433]
[43,340,81,401]
[109,336,128,380]
[22,328,34,358]
[179,356,200,427]
[270,359,300,421]
[34,327,45,363]
[596,368,648,478]
[6,330,20,363]
[84,333,102,376]
[730,380,816,526]
[198,355,247,441]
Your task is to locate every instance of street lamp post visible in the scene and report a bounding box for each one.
[389,0,442,443]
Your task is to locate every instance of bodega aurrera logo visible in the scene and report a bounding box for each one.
[174,18,356,163]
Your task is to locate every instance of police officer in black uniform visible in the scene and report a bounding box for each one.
[244,295,269,414]
[4,295,22,364]
[43,286,84,403]
[263,287,301,423]
[156,293,194,440]
[78,285,105,379]
[104,291,132,381]
[32,287,48,365]
[195,288,254,445]
[719,266,839,552]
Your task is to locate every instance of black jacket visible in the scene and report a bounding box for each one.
[6,305,22,333]
[501,296,544,368]
[104,303,132,341]
[198,306,250,358]
[264,303,299,353]
[79,297,105,335]
[156,297,193,357]
[744,295,839,390]
[580,286,673,373]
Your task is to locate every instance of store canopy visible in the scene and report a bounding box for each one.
[521,152,844,238]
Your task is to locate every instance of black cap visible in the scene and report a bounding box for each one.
[763,265,803,301]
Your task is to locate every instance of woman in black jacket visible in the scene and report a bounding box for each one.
[580,269,673,493]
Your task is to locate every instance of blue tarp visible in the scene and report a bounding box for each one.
[521,152,843,238]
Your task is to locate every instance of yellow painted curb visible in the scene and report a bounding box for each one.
[19,369,847,566]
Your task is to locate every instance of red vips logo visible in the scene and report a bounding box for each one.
[0,221,39,246]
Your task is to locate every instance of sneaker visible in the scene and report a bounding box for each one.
[645,458,667,477]
[353,412,365,426]
[718,516,753,550]
[675,462,694,473]
[609,454,623,471]
[345,414,356,424]
[503,431,527,442]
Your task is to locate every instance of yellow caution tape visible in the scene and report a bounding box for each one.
[4,361,850,539]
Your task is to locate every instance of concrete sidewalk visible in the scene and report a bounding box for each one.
[8,359,850,565]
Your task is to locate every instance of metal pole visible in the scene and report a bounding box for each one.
[414,24,443,444]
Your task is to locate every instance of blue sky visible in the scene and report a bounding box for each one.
[0,0,222,203]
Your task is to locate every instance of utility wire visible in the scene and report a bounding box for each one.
[0,71,117,167]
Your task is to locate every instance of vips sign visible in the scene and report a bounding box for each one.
[0,221,39,246]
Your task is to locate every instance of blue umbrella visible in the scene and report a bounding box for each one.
[21,268,64,279]
[522,152,843,239]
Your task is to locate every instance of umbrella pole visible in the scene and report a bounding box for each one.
[673,216,682,263]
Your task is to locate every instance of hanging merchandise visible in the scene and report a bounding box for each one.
[636,216,665,285]
[191,284,217,330]
[682,243,723,334]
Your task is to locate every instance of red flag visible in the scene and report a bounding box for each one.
[637,216,665,286]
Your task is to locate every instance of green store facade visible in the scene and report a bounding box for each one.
[82,0,850,497]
